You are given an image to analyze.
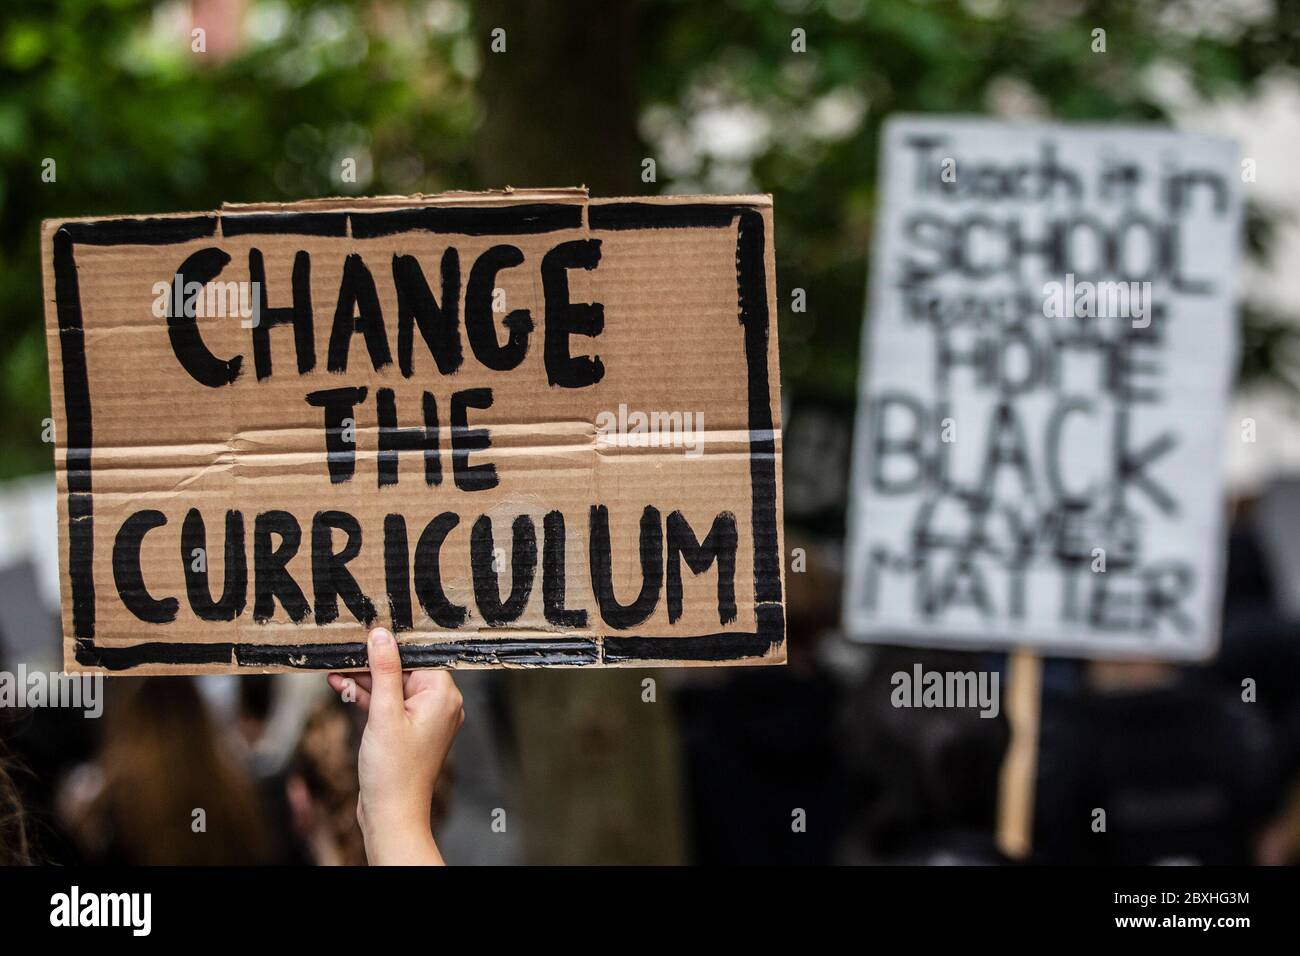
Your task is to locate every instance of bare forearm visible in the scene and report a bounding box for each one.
[362,811,445,866]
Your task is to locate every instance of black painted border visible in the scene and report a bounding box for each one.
[50,202,784,670]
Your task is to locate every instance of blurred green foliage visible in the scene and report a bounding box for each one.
[0,0,480,477]
[634,0,1299,396]
[1,0,1296,478]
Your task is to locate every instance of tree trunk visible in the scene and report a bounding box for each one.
[472,0,687,865]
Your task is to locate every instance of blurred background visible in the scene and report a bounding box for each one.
[1,0,1298,865]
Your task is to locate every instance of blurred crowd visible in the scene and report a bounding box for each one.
[1,484,1297,866]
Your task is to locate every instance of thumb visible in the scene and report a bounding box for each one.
[365,627,405,721]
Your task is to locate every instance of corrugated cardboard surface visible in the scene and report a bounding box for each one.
[43,190,785,673]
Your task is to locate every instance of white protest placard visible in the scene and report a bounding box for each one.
[844,117,1241,661]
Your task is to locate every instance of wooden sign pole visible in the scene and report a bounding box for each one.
[996,648,1043,861]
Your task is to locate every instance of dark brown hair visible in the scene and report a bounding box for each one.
[80,677,273,865]
[289,697,366,866]
[0,745,31,865]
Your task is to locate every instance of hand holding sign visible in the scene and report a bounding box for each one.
[328,627,462,866]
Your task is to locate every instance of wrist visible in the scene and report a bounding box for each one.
[360,799,443,866]
[366,827,443,866]
[362,812,442,865]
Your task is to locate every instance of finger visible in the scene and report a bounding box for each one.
[408,670,464,727]
[365,628,406,723]
[336,667,408,700]
[345,674,373,694]
[405,667,453,696]
[327,671,374,702]
[328,673,372,711]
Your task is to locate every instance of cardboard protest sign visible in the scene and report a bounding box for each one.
[43,189,784,673]
[844,118,1241,661]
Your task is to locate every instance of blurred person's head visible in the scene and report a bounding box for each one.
[1042,660,1282,865]
[73,677,273,865]
[237,675,275,751]
[286,697,366,866]
[841,647,1010,863]
[286,694,455,866]
[783,532,843,667]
